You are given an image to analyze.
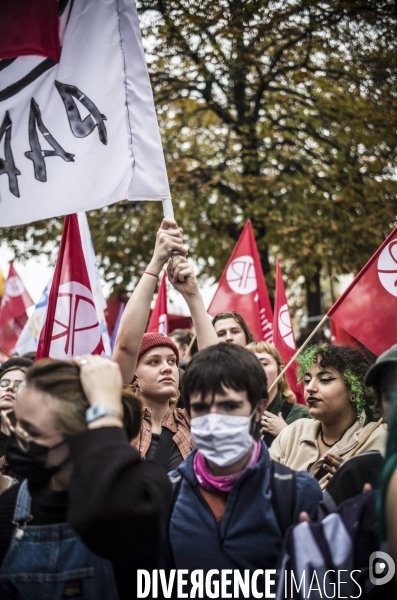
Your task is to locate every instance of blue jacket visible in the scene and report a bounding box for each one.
[161,443,321,598]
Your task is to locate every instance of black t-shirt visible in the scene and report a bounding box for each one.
[146,431,184,471]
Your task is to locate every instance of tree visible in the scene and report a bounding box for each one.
[1,0,397,320]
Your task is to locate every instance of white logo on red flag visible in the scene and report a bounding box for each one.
[278,303,295,349]
[4,276,25,298]
[158,314,168,336]
[50,281,101,358]
[226,256,257,295]
[377,240,397,297]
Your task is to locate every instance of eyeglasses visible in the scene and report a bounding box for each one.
[0,408,59,452]
[0,379,24,392]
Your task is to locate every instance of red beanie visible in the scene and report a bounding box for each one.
[138,332,180,366]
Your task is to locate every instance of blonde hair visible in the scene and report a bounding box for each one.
[245,341,296,404]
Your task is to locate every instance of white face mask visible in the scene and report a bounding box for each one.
[190,412,255,467]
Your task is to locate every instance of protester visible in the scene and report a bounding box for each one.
[366,345,397,589]
[0,366,28,493]
[169,328,197,366]
[113,218,218,469]
[246,341,309,447]
[0,355,171,600]
[212,311,254,346]
[160,344,321,595]
[270,344,387,487]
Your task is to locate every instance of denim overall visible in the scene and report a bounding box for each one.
[0,480,119,600]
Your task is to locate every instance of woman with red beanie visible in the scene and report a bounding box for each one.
[112,219,218,470]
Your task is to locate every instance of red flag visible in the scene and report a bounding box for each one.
[330,320,359,348]
[327,227,397,357]
[273,259,304,404]
[147,272,169,335]
[208,221,273,342]
[36,215,105,360]
[0,0,60,61]
[0,263,34,353]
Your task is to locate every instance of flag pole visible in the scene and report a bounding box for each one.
[267,314,329,394]
[162,198,175,221]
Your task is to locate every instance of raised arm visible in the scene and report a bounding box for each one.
[112,219,186,383]
[167,255,219,351]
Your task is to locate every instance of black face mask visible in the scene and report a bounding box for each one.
[0,431,9,457]
[5,433,69,484]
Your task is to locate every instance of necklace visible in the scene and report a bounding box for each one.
[319,419,356,448]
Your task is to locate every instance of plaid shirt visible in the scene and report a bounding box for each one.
[130,406,194,460]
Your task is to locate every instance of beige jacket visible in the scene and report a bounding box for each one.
[269,416,387,486]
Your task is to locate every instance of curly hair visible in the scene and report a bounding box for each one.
[297,343,381,423]
[246,341,296,403]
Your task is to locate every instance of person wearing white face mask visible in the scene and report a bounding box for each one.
[160,344,322,597]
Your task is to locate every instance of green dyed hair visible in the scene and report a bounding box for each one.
[297,343,381,423]
[378,399,397,539]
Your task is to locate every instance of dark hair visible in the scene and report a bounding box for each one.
[297,343,381,423]
[169,329,198,357]
[0,357,33,374]
[25,359,142,440]
[212,311,255,345]
[182,344,268,417]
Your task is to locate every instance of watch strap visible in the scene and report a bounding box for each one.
[85,404,122,424]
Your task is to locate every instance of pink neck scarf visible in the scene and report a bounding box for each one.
[193,439,262,493]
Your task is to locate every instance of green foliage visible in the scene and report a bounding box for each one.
[1,0,397,311]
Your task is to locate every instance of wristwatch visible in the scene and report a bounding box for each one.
[85,405,123,424]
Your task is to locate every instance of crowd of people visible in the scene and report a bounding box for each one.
[0,218,396,600]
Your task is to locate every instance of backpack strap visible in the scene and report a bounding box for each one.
[152,427,175,469]
[270,460,297,536]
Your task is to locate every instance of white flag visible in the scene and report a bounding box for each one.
[15,277,52,356]
[0,0,170,227]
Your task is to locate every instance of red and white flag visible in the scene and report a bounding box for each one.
[36,214,105,359]
[273,259,304,404]
[208,221,273,342]
[328,226,397,357]
[147,272,168,335]
[0,0,170,227]
[0,263,34,353]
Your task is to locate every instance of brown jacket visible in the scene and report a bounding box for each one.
[269,416,387,486]
[130,406,194,460]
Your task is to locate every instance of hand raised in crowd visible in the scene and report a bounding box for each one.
[261,411,288,438]
[148,218,187,275]
[167,255,199,298]
[74,355,124,428]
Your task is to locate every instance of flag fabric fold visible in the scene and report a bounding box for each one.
[208,221,273,342]
[36,214,105,360]
[328,226,397,357]
[147,272,169,335]
[272,259,304,404]
[0,263,34,353]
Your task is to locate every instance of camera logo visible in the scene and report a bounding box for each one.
[369,551,395,586]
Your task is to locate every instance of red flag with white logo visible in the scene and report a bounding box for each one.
[328,226,397,357]
[36,214,105,359]
[208,221,273,342]
[0,263,34,353]
[147,272,169,335]
[273,259,304,404]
